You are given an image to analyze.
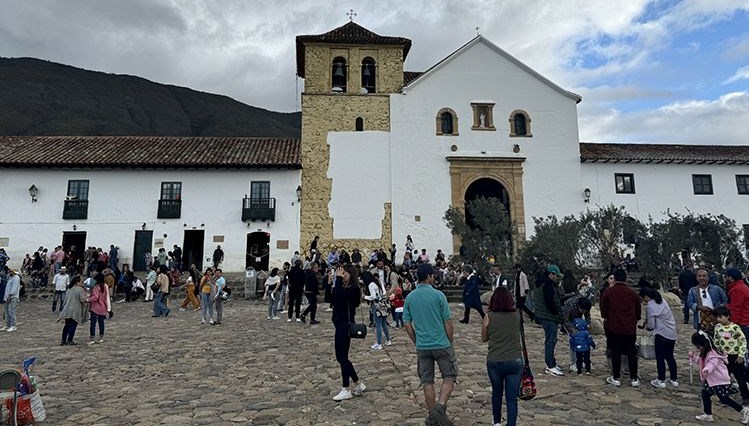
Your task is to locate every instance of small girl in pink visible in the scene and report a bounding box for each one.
[691,331,749,423]
[88,273,110,344]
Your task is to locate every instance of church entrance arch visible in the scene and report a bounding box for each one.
[447,156,526,257]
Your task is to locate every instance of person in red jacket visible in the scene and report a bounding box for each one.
[600,269,642,388]
[725,268,749,340]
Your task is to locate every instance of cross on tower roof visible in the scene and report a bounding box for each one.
[347,9,357,22]
[475,26,481,36]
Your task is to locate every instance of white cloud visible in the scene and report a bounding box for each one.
[724,65,749,84]
[580,91,749,144]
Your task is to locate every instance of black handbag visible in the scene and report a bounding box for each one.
[347,299,367,339]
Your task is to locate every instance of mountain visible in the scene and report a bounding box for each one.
[0,57,301,137]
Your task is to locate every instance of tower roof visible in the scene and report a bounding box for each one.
[296,21,412,77]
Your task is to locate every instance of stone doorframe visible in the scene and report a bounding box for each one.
[446,156,527,257]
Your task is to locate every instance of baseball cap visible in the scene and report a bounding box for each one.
[547,264,564,278]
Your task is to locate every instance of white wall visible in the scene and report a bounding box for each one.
[390,39,583,255]
[583,162,749,227]
[328,131,391,239]
[0,168,301,272]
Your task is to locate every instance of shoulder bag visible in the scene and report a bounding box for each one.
[518,312,537,400]
[694,287,717,333]
[347,291,367,339]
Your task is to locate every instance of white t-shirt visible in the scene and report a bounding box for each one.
[699,287,714,309]
[53,273,70,291]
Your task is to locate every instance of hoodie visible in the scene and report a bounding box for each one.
[699,349,731,387]
[645,299,677,341]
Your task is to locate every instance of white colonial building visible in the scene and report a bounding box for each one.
[0,136,301,272]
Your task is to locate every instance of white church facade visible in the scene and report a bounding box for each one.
[0,22,747,272]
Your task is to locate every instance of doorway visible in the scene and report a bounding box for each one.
[133,230,153,271]
[464,177,510,228]
[246,232,270,271]
[62,231,87,257]
[183,230,205,270]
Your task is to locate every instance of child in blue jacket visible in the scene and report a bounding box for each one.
[570,317,596,374]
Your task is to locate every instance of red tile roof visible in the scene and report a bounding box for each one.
[580,143,749,165]
[296,22,412,77]
[0,136,301,169]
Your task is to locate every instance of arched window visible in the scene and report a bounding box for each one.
[355,117,364,131]
[361,57,376,93]
[509,110,532,137]
[332,57,347,93]
[435,108,458,136]
[441,112,453,134]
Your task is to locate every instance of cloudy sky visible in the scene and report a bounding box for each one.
[1,0,748,144]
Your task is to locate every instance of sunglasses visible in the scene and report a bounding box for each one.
[702,289,707,298]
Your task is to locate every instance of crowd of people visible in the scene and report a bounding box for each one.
[4,235,749,425]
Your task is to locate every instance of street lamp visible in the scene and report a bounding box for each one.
[28,184,39,202]
[583,187,591,203]
[296,185,302,202]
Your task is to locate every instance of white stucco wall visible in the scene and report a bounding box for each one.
[0,168,301,272]
[582,162,749,227]
[390,39,583,255]
[328,131,391,239]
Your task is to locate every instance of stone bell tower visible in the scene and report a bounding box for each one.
[295,21,411,253]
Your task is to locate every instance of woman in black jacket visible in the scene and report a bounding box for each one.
[331,264,365,401]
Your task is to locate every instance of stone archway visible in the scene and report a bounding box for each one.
[447,156,526,256]
[464,177,510,228]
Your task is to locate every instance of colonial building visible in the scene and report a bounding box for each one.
[296,21,749,258]
[0,136,301,272]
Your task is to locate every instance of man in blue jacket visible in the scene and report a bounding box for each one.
[686,268,727,331]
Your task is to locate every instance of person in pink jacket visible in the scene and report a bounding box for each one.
[691,331,749,423]
[88,273,110,344]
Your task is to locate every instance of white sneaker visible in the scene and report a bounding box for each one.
[651,379,666,388]
[353,382,366,396]
[287,318,292,323]
[568,364,577,373]
[202,320,206,324]
[324,307,333,312]
[6,326,16,332]
[545,366,564,376]
[631,379,640,387]
[179,308,186,311]
[266,316,270,320]
[385,340,392,346]
[272,316,281,320]
[296,318,301,323]
[96,338,104,344]
[209,320,215,325]
[695,413,715,422]
[606,376,621,387]
[741,407,749,424]
[667,379,679,387]
[332,388,353,401]
[371,343,383,350]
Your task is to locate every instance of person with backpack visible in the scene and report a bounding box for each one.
[364,275,392,350]
[482,286,523,426]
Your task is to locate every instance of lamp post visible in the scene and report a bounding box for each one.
[583,187,591,203]
[296,185,302,202]
[28,184,39,202]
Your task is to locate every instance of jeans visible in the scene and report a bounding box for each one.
[4,297,17,327]
[486,358,523,426]
[393,311,403,327]
[268,292,279,318]
[540,320,558,368]
[576,351,591,373]
[301,292,317,321]
[654,334,677,381]
[277,285,287,311]
[334,323,359,387]
[153,292,170,316]
[52,290,66,312]
[61,318,78,343]
[214,297,223,323]
[607,333,638,380]
[201,293,213,322]
[54,262,62,274]
[288,286,303,319]
[374,311,391,345]
[90,312,105,338]
[462,305,485,322]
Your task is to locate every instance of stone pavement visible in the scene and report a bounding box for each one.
[0,296,737,425]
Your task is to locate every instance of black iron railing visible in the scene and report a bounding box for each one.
[242,197,276,222]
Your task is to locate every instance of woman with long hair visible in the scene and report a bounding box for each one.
[199,268,214,324]
[640,287,678,389]
[481,286,523,426]
[88,273,109,344]
[331,264,365,401]
[264,268,281,320]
